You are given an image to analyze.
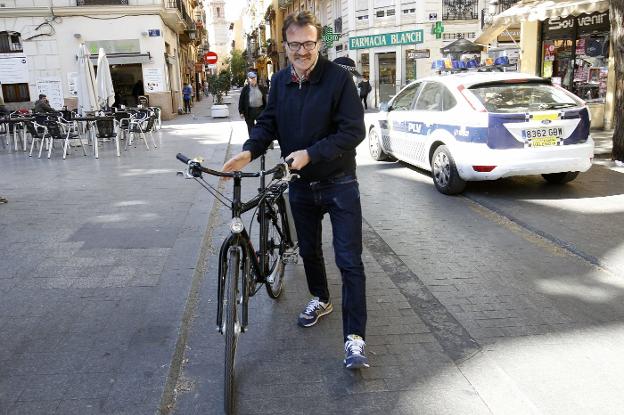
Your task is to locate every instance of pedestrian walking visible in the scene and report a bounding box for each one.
[182,83,193,113]
[223,10,369,369]
[238,71,267,135]
[358,75,372,110]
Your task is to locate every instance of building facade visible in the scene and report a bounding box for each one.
[205,0,231,72]
[276,0,488,106]
[0,0,205,119]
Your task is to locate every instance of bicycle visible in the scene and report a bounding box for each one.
[176,151,299,414]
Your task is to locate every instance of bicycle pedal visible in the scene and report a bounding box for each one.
[283,251,299,264]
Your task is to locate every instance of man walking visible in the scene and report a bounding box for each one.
[223,10,369,369]
[238,72,267,135]
[182,83,193,113]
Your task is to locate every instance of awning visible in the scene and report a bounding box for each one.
[475,0,610,45]
[440,38,484,54]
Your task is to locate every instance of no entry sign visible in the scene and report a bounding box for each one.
[203,51,218,65]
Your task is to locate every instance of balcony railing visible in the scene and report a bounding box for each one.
[496,0,517,13]
[77,0,128,4]
[442,0,478,20]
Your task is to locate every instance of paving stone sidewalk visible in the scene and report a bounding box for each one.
[0,97,229,415]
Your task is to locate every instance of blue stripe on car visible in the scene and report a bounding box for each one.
[378,106,589,150]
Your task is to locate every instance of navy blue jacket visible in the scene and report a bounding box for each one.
[242,57,365,181]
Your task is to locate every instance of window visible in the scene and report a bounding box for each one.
[0,31,23,53]
[2,83,30,103]
[386,9,395,16]
[402,8,416,14]
[376,10,384,17]
[442,0,478,20]
[357,14,369,20]
[392,83,421,111]
[469,83,580,113]
[216,7,220,17]
[415,82,444,111]
[441,87,457,111]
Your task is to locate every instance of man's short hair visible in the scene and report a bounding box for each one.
[39,94,46,99]
[282,11,322,42]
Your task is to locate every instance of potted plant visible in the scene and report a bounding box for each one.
[208,70,232,118]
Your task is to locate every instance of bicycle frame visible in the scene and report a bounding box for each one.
[215,154,295,334]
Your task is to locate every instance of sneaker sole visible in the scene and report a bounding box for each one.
[344,360,370,370]
[297,303,334,328]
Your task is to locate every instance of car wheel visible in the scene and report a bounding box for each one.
[542,171,579,184]
[431,145,466,195]
[368,127,391,161]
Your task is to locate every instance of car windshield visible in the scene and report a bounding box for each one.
[469,82,581,113]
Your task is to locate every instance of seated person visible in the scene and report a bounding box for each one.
[34,94,56,113]
[0,94,8,115]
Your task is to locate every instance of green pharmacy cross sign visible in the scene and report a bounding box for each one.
[323,26,341,47]
[432,21,444,39]
[349,30,424,50]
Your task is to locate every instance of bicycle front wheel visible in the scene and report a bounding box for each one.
[265,201,287,299]
[224,247,240,414]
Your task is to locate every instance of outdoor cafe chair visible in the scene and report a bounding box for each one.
[95,117,120,157]
[42,118,87,159]
[26,116,49,157]
[125,110,157,151]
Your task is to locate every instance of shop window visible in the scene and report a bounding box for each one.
[0,31,23,53]
[2,83,30,103]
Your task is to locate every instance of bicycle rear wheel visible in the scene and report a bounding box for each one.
[224,247,240,414]
[265,201,287,299]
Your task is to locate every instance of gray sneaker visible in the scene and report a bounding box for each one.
[297,297,333,327]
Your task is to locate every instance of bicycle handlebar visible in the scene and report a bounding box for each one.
[176,153,295,179]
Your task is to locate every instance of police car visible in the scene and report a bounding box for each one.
[367,72,594,195]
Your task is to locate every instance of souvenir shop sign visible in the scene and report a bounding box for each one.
[349,30,424,50]
[544,11,610,38]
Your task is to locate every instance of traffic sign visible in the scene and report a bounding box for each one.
[203,51,218,65]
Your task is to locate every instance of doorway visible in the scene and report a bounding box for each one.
[109,64,143,107]
[376,52,396,104]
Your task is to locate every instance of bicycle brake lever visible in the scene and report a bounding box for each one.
[177,170,195,179]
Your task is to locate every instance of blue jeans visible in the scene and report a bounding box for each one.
[288,175,367,341]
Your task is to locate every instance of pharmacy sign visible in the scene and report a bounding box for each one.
[349,30,424,50]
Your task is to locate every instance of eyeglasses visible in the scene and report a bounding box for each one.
[285,41,317,52]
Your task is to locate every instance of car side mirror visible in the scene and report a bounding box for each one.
[380,102,391,112]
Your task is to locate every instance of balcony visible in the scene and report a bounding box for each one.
[76,0,128,4]
[163,0,188,33]
[442,0,478,20]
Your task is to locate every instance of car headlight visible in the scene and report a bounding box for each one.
[229,217,245,234]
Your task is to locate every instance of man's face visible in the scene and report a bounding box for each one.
[248,77,257,86]
[284,24,320,74]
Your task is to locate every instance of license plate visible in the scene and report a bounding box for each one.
[522,127,563,147]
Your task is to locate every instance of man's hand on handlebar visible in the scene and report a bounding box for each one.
[285,150,310,170]
[223,150,252,173]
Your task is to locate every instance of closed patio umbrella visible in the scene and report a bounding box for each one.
[96,48,115,110]
[77,43,98,115]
